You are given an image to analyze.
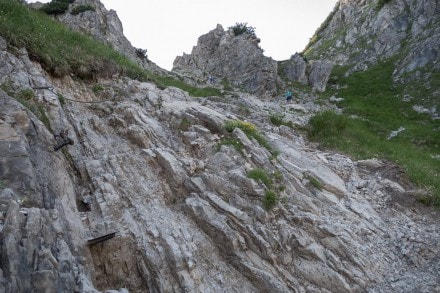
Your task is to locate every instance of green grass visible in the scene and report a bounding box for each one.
[269,114,293,128]
[153,74,222,97]
[270,113,293,128]
[247,168,285,210]
[0,0,148,79]
[216,138,244,153]
[307,59,440,203]
[305,173,323,191]
[224,119,278,156]
[263,190,278,210]
[0,0,222,97]
[307,110,348,146]
[247,168,272,188]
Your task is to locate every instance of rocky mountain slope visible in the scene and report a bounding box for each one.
[304,0,439,83]
[1,0,440,292]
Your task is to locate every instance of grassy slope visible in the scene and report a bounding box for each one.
[309,59,440,203]
[0,0,221,97]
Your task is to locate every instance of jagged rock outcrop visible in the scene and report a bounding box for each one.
[172,24,279,96]
[1,35,440,292]
[283,53,333,92]
[305,0,440,80]
[34,0,166,74]
[60,0,134,60]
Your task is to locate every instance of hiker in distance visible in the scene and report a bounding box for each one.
[285,90,293,103]
[207,75,215,84]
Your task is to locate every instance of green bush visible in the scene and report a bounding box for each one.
[229,22,256,37]
[40,0,74,15]
[263,190,278,210]
[135,48,148,60]
[71,4,95,15]
[221,78,233,91]
[92,84,104,93]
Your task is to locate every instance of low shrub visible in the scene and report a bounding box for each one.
[229,22,256,37]
[263,190,278,210]
[135,48,148,60]
[40,0,74,15]
[71,4,95,15]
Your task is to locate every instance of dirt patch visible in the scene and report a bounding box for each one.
[375,162,440,222]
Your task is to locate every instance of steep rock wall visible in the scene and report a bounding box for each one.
[305,0,440,79]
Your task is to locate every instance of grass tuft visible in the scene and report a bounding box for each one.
[224,119,277,156]
[270,113,293,128]
[247,168,272,188]
[263,190,278,210]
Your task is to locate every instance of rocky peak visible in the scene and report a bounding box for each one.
[172,24,279,96]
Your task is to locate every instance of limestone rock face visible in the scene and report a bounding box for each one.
[172,24,279,96]
[283,53,308,84]
[283,54,333,92]
[1,36,439,292]
[59,0,133,60]
[305,0,440,80]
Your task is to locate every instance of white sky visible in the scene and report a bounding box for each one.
[27,0,338,70]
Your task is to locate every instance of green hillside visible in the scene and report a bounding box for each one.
[307,59,440,204]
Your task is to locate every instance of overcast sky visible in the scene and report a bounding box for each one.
[28,0,338,70]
